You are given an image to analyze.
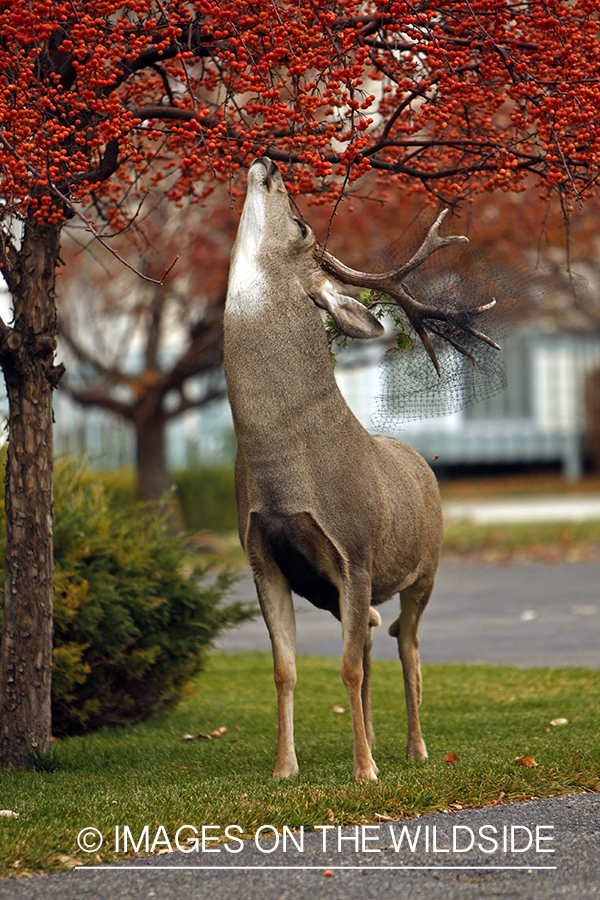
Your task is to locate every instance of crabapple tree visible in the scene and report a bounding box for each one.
[1,0,599,767]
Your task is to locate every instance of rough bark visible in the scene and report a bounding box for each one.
[0,217,64,769]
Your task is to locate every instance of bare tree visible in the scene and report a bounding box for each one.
[57,194,236,501]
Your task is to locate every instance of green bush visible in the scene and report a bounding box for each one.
[0,457,254,736]
[173,465,238,533]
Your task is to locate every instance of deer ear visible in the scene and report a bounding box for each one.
[312,280,384,339]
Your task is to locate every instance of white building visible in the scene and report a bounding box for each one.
[49,326,600,480]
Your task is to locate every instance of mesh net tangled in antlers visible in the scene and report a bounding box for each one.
[322,208,534,430]
[352,216,532,431]
[371,241,527,429]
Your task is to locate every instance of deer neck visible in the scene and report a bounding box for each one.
[224,282,354,446]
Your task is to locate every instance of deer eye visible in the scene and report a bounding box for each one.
[295,218,308,238]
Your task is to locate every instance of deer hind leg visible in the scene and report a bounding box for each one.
[388,578,433,762]
[254,567,298,779]
[361,608,381,751]
[340,574,380,782]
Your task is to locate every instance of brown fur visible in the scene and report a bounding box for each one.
[224,158,443,781]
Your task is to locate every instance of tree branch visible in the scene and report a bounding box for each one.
[163,385,226,422]
[58,320,133,387]
[59,382,133,419]
[0,133,179,286]
[0,229,21,295]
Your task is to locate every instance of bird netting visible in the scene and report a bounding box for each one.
[358,215,531,430]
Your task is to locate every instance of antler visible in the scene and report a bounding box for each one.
[315,209,500,376]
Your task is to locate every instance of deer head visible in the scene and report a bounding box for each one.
[228,157,384,339]
[230,157,500,374]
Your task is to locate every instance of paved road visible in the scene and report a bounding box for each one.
[217,559,600,668]
[2,793,599,899]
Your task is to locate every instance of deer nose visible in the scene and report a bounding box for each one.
[251,157,278,187]
[258,157,277,174]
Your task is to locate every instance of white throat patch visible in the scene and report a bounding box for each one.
[226,191,267,315]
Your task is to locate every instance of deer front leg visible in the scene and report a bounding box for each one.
[340,575,379,782]
[255,569,299,779]
[361,608,381,751]
[390,580,432,762]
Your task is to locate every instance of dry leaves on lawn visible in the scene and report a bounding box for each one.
[443,752,460,765]
[515,756,538,767]
[183,726,228,741]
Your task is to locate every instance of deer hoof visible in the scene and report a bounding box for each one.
[354,762,379,782]
[406,740,428,762]
[273,761,299,779]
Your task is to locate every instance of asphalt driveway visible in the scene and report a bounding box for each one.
[1,793,599,900]
[217,559,600,669]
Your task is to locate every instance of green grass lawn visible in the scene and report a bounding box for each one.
[0,652,598,875]
[197,519,600,570]
[442,518,600,558]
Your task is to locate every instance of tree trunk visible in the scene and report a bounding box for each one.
[0,218,63,769]
[135,413,170,503]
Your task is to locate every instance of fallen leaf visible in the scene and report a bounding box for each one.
[9,859,21,869]
[374,813,393,821]
[331,705,345,714]
[443,753,460,765]
[327,808,335,823]
[210,727,229,738]
[0,810,19,818]
[515,756,538,767]
[182,733,211,741]
[156,848,172,855]
[55,855,80,869]
[550,718,568,727]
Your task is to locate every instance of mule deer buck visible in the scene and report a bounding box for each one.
[224,158,499,782]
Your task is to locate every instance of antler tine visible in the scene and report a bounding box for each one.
[316,208,468,291]
[393,209,469,281]
[458,322,502,351]
[411,320,442,376]
[315,212,501,374]
[427,324,478,367]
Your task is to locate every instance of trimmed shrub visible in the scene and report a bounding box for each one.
[173,465,238,533]
[0,457,254,736]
